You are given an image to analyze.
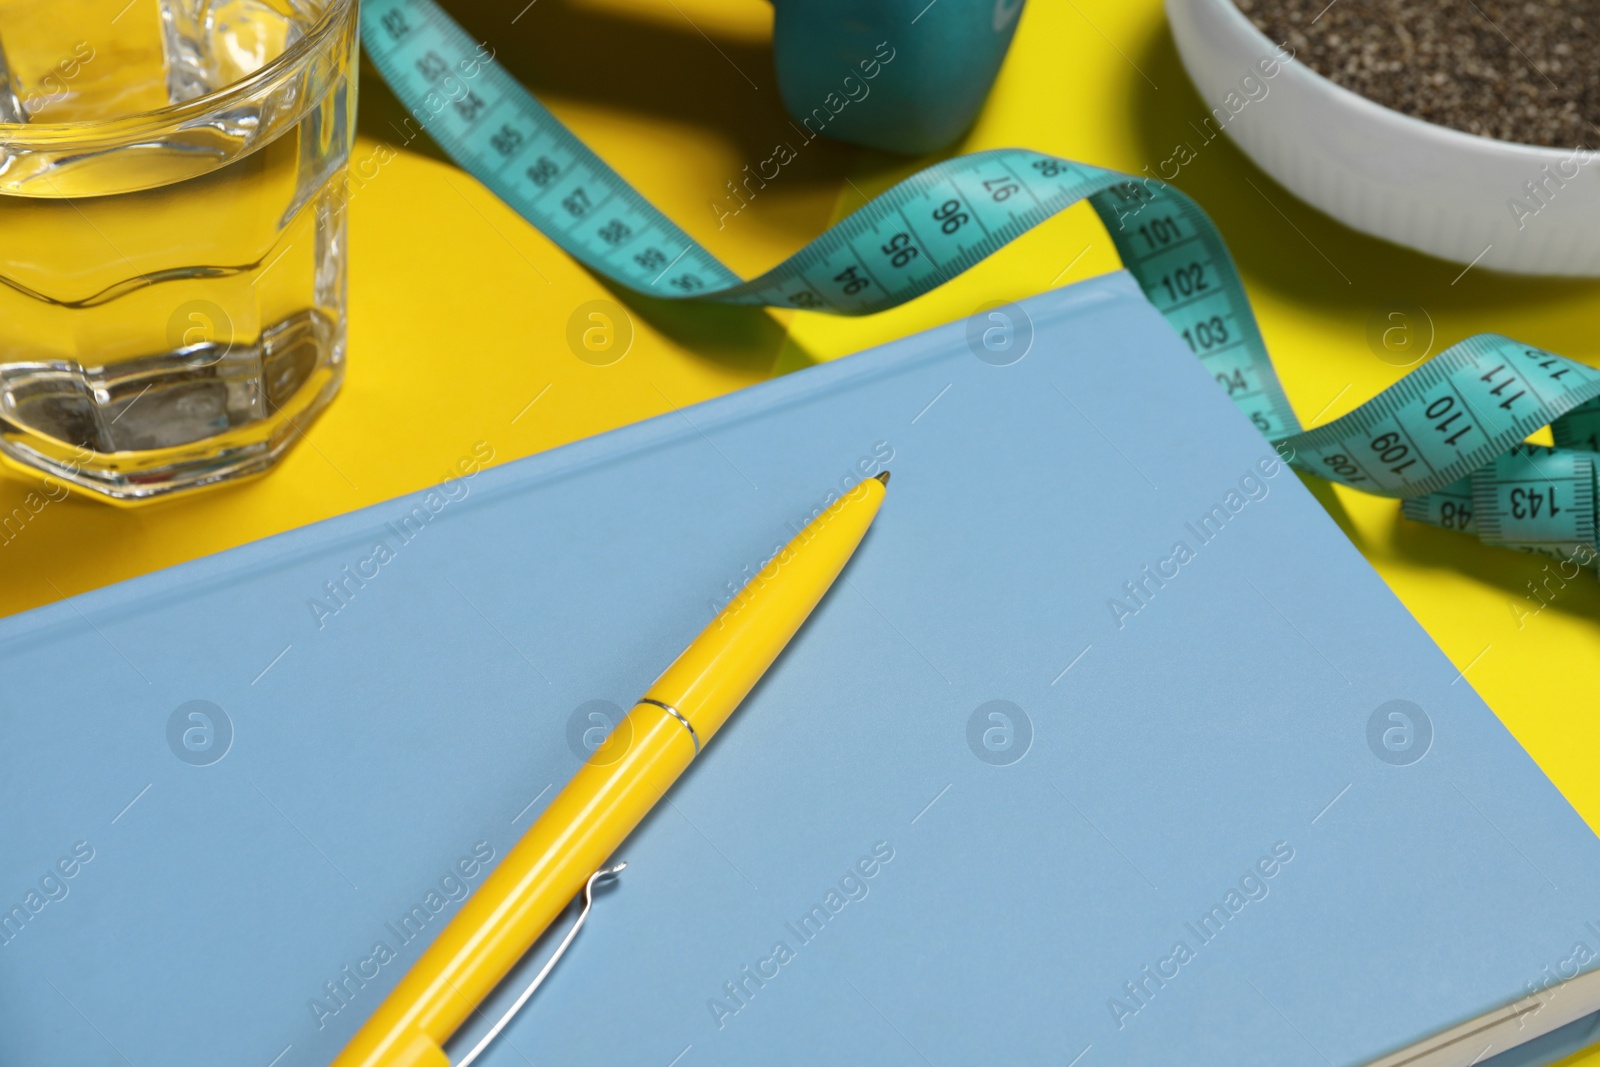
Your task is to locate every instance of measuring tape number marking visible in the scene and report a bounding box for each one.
[359,0,1600,566]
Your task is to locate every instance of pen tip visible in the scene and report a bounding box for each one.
[874,470,891,486]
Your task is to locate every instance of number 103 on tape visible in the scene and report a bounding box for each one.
[360,0,1600,570]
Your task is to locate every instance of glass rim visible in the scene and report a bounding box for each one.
[0,0,357,145]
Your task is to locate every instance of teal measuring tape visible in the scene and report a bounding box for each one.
[359,0,1600,569]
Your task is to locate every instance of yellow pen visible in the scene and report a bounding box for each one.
[333,470,890,1067]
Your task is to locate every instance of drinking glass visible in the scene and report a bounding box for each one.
[0,0,357,502]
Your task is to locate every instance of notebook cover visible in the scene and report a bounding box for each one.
[3,272,1598,1067]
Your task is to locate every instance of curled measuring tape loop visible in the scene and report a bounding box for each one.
[361,0,1600,568]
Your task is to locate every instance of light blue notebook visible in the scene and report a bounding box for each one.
[4,272,1599,1067]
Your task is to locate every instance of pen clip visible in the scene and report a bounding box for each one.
[453,862,627,1067]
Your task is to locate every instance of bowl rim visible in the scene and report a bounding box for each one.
[1195,0,1595,163]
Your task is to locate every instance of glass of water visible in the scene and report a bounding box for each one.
[0,0,356,502]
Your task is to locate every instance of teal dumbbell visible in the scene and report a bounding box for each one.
[771,0,1026,154]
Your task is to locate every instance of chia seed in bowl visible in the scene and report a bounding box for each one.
[1233,0,1598,149]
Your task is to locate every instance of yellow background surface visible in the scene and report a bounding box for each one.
[3,1,1597,1057]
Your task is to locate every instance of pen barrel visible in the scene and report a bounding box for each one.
[330,704,695,1067]
[333,473,887,1067]
[648,476,886,744]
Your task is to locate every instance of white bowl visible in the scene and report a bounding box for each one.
[1166,0,1600,276]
